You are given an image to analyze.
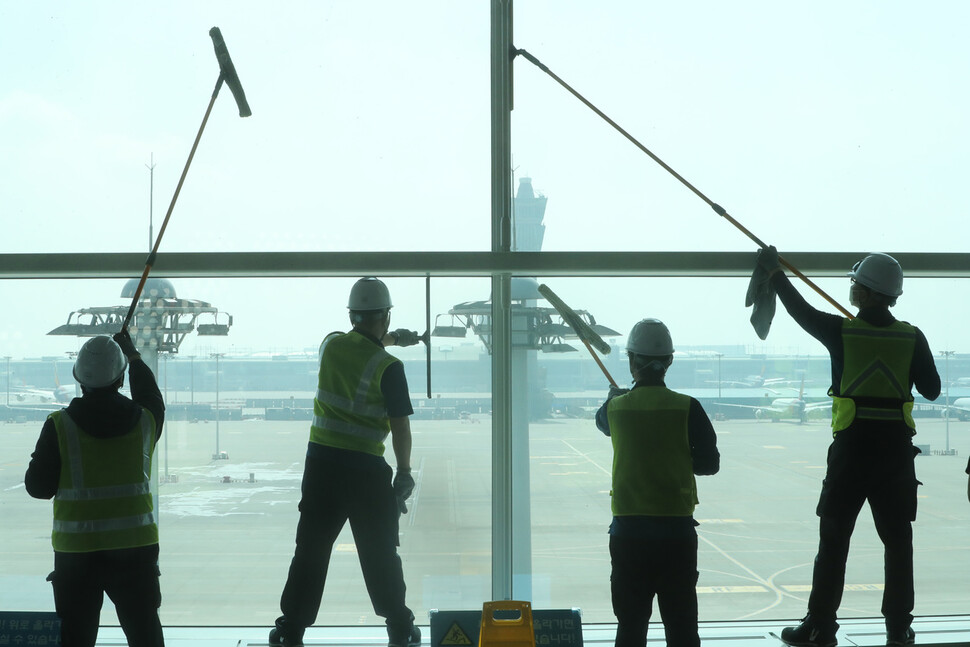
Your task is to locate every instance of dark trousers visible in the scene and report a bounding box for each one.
[610,531,699,647]
[808,427,919,631]
[51,545,163,647]
[279,447,413,636]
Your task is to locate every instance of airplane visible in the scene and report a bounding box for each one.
[714,365,807,390]
[52,362,77,403]
[5,361,77,410]
[921,398,970,421]
[7,384,59,406]
[715,380,830,424]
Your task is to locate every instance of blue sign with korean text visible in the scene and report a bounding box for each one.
[0,612,61,646]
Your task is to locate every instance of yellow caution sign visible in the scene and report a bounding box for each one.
[441,622,473,646]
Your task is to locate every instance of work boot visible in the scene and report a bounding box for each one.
[269,617,305,647]
[388,625,421,647]
[886,627,915,646]
[779,616,837,647]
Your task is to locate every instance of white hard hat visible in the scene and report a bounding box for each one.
[626,318,674,356]
[847,253,903,297]
[347,277,392,311]
[73,336,128,389]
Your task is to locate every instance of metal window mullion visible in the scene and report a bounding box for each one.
[490,0,514,603]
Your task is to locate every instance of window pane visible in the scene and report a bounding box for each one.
[2,3,489,254]
[526,276,969,622]
[1,276,492,625]
[512,4,970,252]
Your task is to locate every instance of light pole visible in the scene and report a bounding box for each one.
[940,350,953,453]
[3,356,10,408]
[188,355,195,406]
[211,352,224,458]
[162,353,170,481]
[716,353,723,400]
[715,352,723,419]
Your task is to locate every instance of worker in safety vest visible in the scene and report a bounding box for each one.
[272,277,422,647]
[25,330,165,647]
[757,248,940,647]
[595,319,719,647]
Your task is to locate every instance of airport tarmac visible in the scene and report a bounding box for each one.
[2,416,969,629]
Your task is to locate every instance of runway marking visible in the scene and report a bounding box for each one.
[790,460,808,464]
[551,472,589,476]
[4,483,25,491]
[782,583,884,592]
[697,585,768,594]
[696,532,808,620]
[559,440,611,477]
[335,543,357,553]
[763,445,785,449]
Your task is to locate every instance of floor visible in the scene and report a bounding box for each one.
[82,616,970,647]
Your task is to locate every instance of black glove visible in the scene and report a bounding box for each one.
[392,329,420,347]
[112,329,140,358]
[608,386,630,400]
[393,469,415,514]
[757,245,781,274]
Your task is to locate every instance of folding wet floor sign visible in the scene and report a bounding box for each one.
[430,605,582,647]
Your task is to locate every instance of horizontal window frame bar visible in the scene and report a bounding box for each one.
[2,251,970,279]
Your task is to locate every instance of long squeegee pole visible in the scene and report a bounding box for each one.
[515,48,854,320]
[122,76,225,331]
[584,338,618,388]
[537,284,617,388]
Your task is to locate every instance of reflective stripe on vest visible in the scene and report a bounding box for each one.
[831,318,916,433]
[51,409,157,552]
[310,332,396,456]
[606,387,697,517]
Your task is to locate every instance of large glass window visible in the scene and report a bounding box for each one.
[3,0,970,633]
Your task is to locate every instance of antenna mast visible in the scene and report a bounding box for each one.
[146,153,156,252]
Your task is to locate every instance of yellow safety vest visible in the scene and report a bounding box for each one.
[607,387,697,517]
[309,331,397,457]
[831,318,917,434]
[51,409,157,553]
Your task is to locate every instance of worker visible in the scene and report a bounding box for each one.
[756,248,941,647]
[271,277,423,647]
[25,330,165,647]
[595,318,719,647]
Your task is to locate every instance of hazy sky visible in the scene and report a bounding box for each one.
[2,2,968,360]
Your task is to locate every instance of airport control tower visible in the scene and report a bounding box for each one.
[48,278,232,362]
[512,177,546,252]
[48,278,232,495]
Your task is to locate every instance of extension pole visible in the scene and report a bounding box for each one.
[515,48,853,319]
[582,338,618,388]
[122,27,251,332]
[122,80,222,331]
[537,284,618,388]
